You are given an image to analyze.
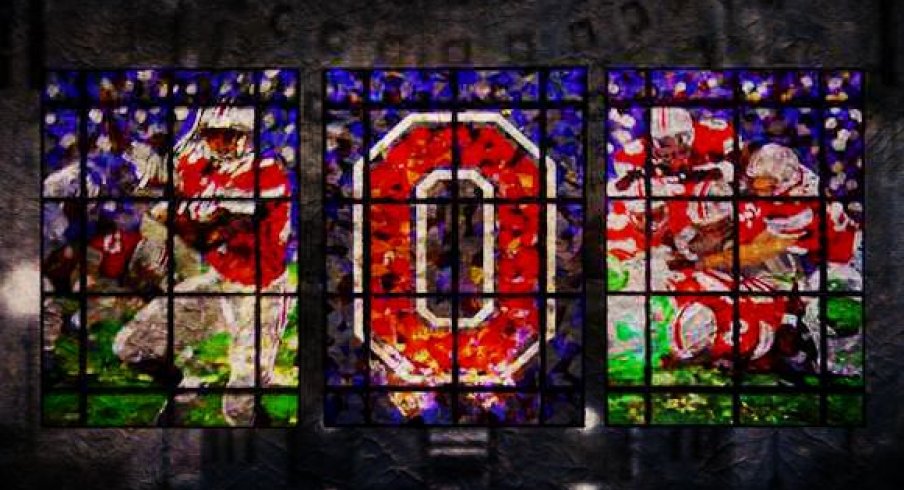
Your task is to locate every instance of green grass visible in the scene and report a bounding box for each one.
[607,254,630,291]
[607,296,646,385]
[44,298,81,387]
[608,353,645,386]
[827,394,863,425]
[826,297,863,335]
[740,395,819,425]
[194,332,232,364]
[608,315,645,385]
[176,394,229,426]
[46,333,80,387]
[286,262,298,289]
[87,319,156,386]
[651,393,733,425]
[652,364,732,386]
[829,372,864,387]
[178,331,232,385]
[607,393,646,425]
[87,394,166,426]
[261,394,298,426]
[43,392,80,426]
[272,306,299,384]
[743,373,820,386]
[48,286,302,426]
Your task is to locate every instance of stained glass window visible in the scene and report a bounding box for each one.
[41,69,300,427]
[325,67,586,426]
[605,69,864,426]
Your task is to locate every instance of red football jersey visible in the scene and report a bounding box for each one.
[606,201,646,260]
[175,153,291,286]
[691,119,734,161]
[739,200,819,253]
[670,275,784,362]
[88,230,142,280]
[827,203,860,264]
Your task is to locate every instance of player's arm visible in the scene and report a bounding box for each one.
[697,231,799,270]
[125,141,168,194]
[613,168,645,191]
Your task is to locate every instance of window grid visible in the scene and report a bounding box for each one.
[38,67,864,428]
[604,68,864,426]
[41,68,301,427]
[323,67,587,426]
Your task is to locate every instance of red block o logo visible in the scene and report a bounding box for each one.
[351,112,557,386]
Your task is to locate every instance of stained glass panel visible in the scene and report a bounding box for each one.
[41,69,300,427]
[324,67,586,426]
[604,69,865,426]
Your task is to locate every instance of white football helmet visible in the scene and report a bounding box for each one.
[671,302,717,360]
[651,107,695,148]
[746,143,806,195]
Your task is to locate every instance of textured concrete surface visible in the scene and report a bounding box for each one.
[0,0,902,488]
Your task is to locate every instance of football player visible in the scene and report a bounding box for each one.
[91,106,295,425]
[609,107,735,197]
[742,142,818,197]
[663,282,819,384]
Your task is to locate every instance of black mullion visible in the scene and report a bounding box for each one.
[49,290,590,299]
[324,100,584,111]
[253,70,263,423]
[605,99,847,110]
[579,65,589,427]
[40,196,300,203]
[81,386,302,396]
[321,69,330,427]
[293,67,303,427]
[40,189,596,205]
[328,196,585,205]
[450,69,461,423]
[163,67,177,427]
[73,290,311,298]
[642,69,653,424]
[732,72,742,426]
[330,385,583,394]
[77,71,88,425]
[607,195,823,203]
[192,290,583,299]
[329,419,595,429]
[48,66,304,72]
[344,64,630,71]
[601,68,611,425]
[295,382,864,396]
[363,291,582,299]
[609,290,836,298]
[39,71,48,424]
[604,423,837,429]
[817,71,829,425]
[361,69,374,424]
[858,71,867,424]
[42,100,300,111]
[604,384,865,395]
[537,68,548,425]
